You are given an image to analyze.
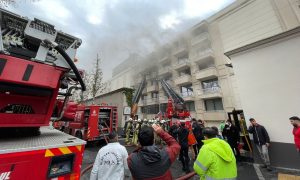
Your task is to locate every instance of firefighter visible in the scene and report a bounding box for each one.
[132,119,142,146]
[142,119,148,128]
[125,118,133,145]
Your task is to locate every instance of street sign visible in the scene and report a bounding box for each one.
[123,107,131,115]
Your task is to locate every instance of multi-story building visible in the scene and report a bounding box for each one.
[134,21,242,127]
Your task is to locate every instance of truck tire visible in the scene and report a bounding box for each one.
[75,131,83,139]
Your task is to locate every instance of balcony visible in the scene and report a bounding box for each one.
[203,111,227,120]
[173,44,188,57]
[142,99,148,106]
[147,84,159,92]
[159,56,170,63]
[191,32,210,46]
[193,50,214,64]
[197,87,222,99]
[181,91,194,101]
[158,67,172,77]
[173,59,191,71]
[147,98,159,105]
[142,88,147,95]
[195,67,218,81]
[174,74,192,86]
[159,96,169,103]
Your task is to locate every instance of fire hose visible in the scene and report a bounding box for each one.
[43,39,86,91]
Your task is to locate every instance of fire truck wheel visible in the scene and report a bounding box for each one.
[75,131,83,139]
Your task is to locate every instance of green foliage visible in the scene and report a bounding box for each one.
[123,88,134,107]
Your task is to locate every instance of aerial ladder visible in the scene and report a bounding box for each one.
[160,79,190,121]
[130,76,146,119]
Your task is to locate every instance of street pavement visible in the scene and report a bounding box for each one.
[80,139,299,180]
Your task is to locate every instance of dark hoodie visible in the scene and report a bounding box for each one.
[127,131,180,180]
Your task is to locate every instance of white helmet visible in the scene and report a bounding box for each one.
[161,120,165,123]
[138,119,141,122]
[129,118,133,121]
[144,119,148,122]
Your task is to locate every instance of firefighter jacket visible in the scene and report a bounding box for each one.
[293,126,300,150]
[193,138,237,180]
[127,130,180,180]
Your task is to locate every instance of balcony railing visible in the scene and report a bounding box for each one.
[174,59,190,70]
[203,87,221,94]
[173,44,188,56]
[191,32,210,46]
[145,98,159,105]
[174,74,192,85]
[158,67,172,76]
[195,66,218,80]
[192,49,214,63]
[158,96,169,103]
[147,84,159,92]
[181,91,194,97]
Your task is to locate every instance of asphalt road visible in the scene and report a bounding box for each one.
[80,139,298,180]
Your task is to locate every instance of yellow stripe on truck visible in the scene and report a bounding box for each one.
[75,145,82,152]
[45,149,54,157]
[59,147,72,154]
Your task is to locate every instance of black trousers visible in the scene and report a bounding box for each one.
[179,146,190,172]
[196,138,204,154]
[229,142,240,157]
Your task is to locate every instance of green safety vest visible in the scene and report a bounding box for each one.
[193,138,237,180]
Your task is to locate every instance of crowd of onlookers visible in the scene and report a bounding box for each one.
[90,116,300,180]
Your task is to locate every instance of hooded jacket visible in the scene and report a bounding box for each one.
[127,130,180,180]
[293,126,300,150]
[193,138,237,180]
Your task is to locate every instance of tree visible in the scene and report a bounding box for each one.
[71,72,91,103]
[90,53,106,103]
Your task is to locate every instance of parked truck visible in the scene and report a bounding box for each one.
[54,100,118,142]
[0,8,86,179]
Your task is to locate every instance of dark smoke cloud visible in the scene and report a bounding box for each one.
[6,0,234,80]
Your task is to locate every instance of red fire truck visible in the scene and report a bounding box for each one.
[54,101,118,142]
[0,9,86,179]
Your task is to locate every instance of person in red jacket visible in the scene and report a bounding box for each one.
[127,124,180,180]
[289,116,300,152]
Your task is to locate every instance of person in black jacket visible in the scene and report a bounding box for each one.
[192,118,204,156]
[222,120,240,159]
[169,122,179,140]
[178,122,190,173]
[248,118,272,171]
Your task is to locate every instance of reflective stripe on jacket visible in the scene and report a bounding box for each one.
[193,138,237,180]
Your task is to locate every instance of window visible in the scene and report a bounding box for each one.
[181,84,193,97]
[185,101,195,111]
[151,92,158,98]
[201,79,220,93]
[204,98,224,111]
[159,103,167,112]
[142,105,159,114]
[201,78,218,89]
[179,68,191,76]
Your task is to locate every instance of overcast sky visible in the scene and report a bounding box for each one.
[6,0,234,80]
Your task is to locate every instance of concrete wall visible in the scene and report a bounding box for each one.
[228,34,300,169]
[110,68,134,91]
[229,35,300,144]
[218,0,283,52]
